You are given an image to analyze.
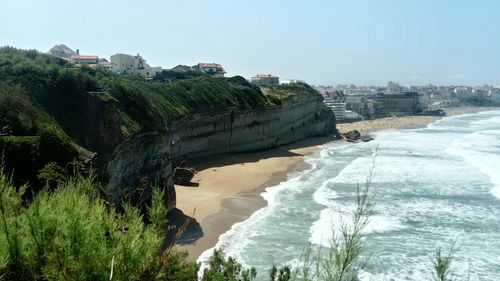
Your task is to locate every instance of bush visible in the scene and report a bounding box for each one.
[38,127,78,165]
[202,249,257,281]
[0,136,40,186]
[0,169,198,281]
[37,162,67,189]
[0,83,40,136]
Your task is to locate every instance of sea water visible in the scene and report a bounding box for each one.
[198,110,500,280]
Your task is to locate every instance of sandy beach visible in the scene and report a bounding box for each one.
[336,106,494,136]
[174,106,498,260]
[174,137,328,259]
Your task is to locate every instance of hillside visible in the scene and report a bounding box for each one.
[0,47,335,207]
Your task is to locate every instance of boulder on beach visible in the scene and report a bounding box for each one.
[173,160,196,186]
[343,130,361,141]
[360,135,374,142]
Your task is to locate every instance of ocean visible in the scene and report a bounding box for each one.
[199,110,500,280]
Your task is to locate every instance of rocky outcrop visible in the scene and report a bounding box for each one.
[360,135,374,142]
[343,130,361,141]
[104,88,335,210]
[106,131,175,209]
[172,160,196,186]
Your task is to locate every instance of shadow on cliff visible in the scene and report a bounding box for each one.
[164,208,203,246]
[185,135,339,170]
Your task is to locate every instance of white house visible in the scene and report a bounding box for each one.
[250,74,280,86]
[490,88,500,104]
[195,63,226,77]
[110,53,162,79]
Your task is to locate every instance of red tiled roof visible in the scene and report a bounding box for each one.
[197,63,226,73]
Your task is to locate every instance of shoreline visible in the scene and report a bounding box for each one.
[174,106,498,260]
[174,137,327,259]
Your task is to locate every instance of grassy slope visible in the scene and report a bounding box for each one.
[0,47,323,191]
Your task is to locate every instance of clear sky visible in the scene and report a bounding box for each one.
[1,0,499,86]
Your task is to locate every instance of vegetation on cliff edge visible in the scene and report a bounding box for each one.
[0,47,324,194]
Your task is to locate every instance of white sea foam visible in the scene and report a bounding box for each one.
[197,157,319,276]
[445,131,500,199]
[199,111,500,280]
[470,115,500,126]
[309,208,405,247]
[312,179,339,207]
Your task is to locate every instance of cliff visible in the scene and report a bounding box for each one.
[0,47,335,210]
[107,84,335,209]
[169,85,333,160]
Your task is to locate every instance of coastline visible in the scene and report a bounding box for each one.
[174,137,327,259]
[174,106,497,260]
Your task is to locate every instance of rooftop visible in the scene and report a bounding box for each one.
[253,74,279,78]
[70,55,99,60]
[48,44,75,54]
[198,63,223,68]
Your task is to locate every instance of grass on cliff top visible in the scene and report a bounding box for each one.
[260,82,320,105]
[0,46,322,137]
[106,75,274,127]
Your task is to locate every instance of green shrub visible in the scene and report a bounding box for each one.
[148,186,168,233]
[38,127,78,165]
[37,162,67,189]
[202,249,257,281]
[0,83,40,136]
[0,169,198,281]
[434,246,454,281]
[0,136,40,186]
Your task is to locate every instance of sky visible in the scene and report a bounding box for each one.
[1,0,499,86]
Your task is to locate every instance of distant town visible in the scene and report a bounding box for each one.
[316,82,500,122]
[47,44,500,123]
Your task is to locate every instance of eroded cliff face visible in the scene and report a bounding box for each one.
[169,89,334,161]
[105,88,335,210]
[106,131,176,209]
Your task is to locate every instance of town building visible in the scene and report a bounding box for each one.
[330,102,347,120]
[427,100,454,111]
[321,94,362,121]
[250,74,280,86]
[110,53,162,79]
[371,92,422,116]
[47,44,76,59]
[328,90,346,102]
[281,79,305,85]
[474,89,489,98]
[47,45,100,67]
[194,63,226,77]
[69,54,99,66]
[170,65,194,72]
[345,95,374,118]
[489,88,500,104]
[454,86,473,99]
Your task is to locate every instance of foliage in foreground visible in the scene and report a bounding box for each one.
[0,158,461,281]
[202,249,257,281]
[0,168,198,281]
